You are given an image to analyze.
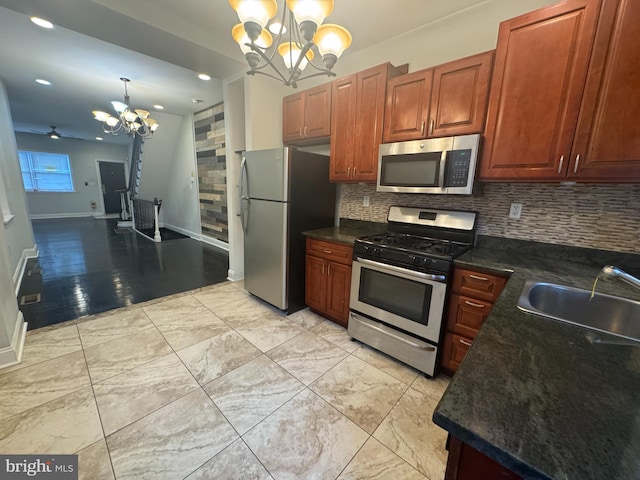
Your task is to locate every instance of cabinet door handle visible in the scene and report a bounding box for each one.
[429,119,435,135]
[421,121,426,136]
[299,127,303,138]
[459,338,473,347]
[323,249,332,254]
[322,263,325,275]
[353,167,357,178]
[558,155,564,174]
[573,154,580,173]
[469,274,489,281]
[464,300,485,308]
[347,166,351,178]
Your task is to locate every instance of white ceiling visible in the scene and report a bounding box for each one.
[0,0,488,144]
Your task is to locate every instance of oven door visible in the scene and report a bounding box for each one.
[349,257,448,343]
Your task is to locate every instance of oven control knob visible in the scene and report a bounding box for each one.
[364,245,371,253]
[422,258,432,266]
[410,255,420,265]
[373,248,382,256]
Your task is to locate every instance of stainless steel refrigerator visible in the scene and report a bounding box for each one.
[241,147,336,314]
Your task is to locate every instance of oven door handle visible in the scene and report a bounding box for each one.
[355,257,446,282]
[352,314,437,351]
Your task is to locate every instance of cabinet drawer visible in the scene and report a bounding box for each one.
[441,332,473,374]
[306,238,353,265]
[446,294,492,339]
[452,268,507,302]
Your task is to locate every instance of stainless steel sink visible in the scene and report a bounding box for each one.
[517,281,640,343]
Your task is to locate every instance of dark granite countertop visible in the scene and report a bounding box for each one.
[302,218,387,246]
[434,235,640,480]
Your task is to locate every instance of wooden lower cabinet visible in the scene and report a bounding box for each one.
[446,436,522,480]
[305,238,353,327]
[442,267,508,375]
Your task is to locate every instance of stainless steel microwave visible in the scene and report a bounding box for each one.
[377,134,481,194]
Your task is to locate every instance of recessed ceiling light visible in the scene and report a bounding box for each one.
[153,104,164,110]
[96,137,103,141]
[35,78,52,86]
[30,17,54,29]
[198,73,211,81]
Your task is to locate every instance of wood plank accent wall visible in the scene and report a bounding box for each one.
[194,103,228,243]
[340,183,640,254]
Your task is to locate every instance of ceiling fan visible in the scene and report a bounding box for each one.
[29,125,77,140]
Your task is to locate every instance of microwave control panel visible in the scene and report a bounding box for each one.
[444,149,472,187]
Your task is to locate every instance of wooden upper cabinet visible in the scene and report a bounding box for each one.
[383,51,494,143]
[430,51,494,138]
[479,0,603,181]
[282,83,331,146]
[569,0,640,181]
[330,74,357,182]
[331,63,408,182]
[282,92,305,143]
[383,69,433,143]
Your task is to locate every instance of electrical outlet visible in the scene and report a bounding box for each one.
[363,195,370,207]
[509,202,523,219]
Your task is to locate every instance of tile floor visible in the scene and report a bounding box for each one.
[0,281,451,480]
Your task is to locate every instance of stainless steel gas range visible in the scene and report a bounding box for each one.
[348,206,478,377]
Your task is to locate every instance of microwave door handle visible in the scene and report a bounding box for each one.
[439,151,447,190]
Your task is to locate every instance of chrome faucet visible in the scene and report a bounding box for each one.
[597,265,640,290]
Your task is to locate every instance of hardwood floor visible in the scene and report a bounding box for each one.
[18,218,229,330]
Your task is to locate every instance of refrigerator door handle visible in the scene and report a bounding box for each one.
[240,157,248,234]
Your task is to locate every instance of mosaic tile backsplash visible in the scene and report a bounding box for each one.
[339,183,640,254]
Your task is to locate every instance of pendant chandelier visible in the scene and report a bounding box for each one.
[229,0,352,88]
[92,78,159,139]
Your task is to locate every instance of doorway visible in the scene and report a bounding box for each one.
[97,160,127,215]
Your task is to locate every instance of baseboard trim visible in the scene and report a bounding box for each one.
[0,312,27,370]
[161,223,198,240]
[200,235,230,252]
[117,220,133,228]
[13,244,39,296]
[93,213,120,219]
[227,269,244,282]
[30,213,95,220]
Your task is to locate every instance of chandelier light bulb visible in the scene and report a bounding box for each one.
[286,0,333,27]
[232,23,273,55]
[105,116,119,127]
[92,110,110,122]
[314,23,351,68]
[229,0,277,29]
[111,101,128,114]
[278,43,314,71]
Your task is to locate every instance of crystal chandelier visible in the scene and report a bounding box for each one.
[92,78,159,139]
[229,0,352,88]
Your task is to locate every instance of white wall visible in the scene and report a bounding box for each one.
[161,113,202,237]
[0,80,29,368]
[15,133,129,218]
[244,75,289,151]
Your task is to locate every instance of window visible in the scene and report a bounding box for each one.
[19,151,74,192]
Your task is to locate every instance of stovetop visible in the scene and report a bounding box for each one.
[352,206,477,274]
[359,233,472,259]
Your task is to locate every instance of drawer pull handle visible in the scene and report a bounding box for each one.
[558,155,564,174]
[459,338,472,347]
[574,154,580,173]
[469,274,489,281]
[429,119,435,135]
[464,300,485,308]
[323,249,332,254]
